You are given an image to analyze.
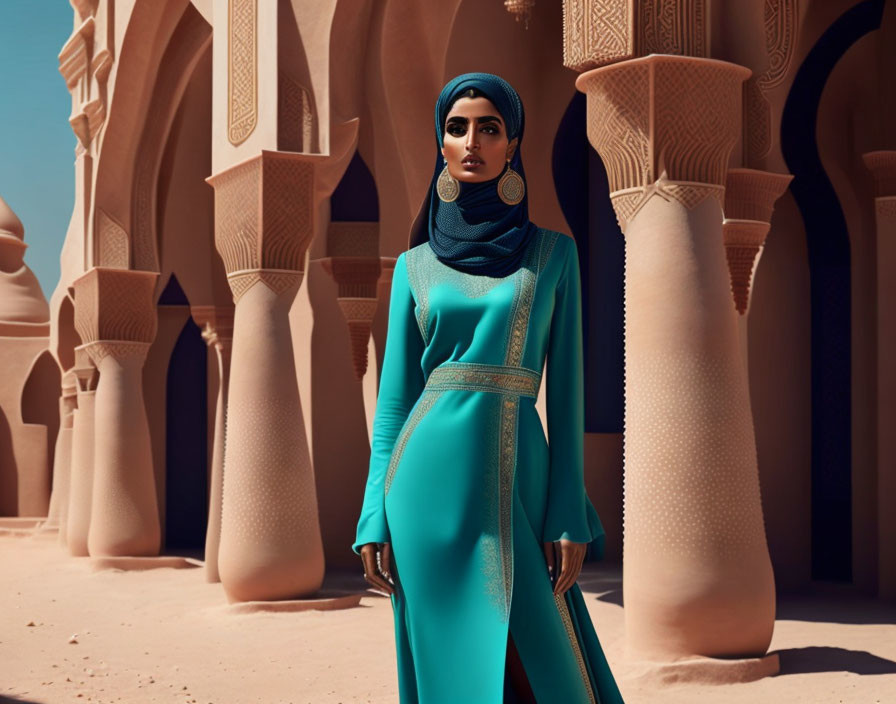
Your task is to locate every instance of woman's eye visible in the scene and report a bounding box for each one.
[447,124,465,136]
[482,125,498,135]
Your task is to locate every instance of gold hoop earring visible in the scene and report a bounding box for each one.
[436,161,459,202]
[497,161,525,205]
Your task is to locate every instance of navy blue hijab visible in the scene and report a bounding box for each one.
[408,73,538,278]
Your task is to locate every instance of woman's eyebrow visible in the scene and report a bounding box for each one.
[445,115,504,125]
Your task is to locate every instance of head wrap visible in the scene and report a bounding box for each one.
[408,73,537,278]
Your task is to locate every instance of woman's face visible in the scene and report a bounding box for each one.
[441,96,518,183]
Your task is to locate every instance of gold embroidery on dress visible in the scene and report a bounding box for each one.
[384,389,442,495]
[426,362,541,398]
[505,230,560,367]
[499,396,518,618]
[480,393,505,616]
[554,591,599,704]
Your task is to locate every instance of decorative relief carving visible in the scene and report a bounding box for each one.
[72,268,158,345]
[96,208,129,268]
[563,0,632,72]
[724,168,793,222]
[228,0,258,145]
[862,151,896,197]
[563,0,708,72]
[84,340,151,366]
[226,269,303,304]
[877,197,896,218]
[326,221,379,258]
[745,0,798,164]
[723,221,769,315]
[278,73,314,152]
[260,156,315,270]
[209,158,260,274]
[609,176,725,233]
[639,0,709,58]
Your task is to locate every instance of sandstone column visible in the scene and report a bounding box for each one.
[576,54,776,671]
[205,151,326,602]
[65,349,98,556]
[862,150,896,599]
[45,372,77,535]
[72,267,160,557]
[191,305,234,584]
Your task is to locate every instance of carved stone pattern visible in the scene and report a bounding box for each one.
[73,269,157,344]
[73,274,99,346]
[327,222,380,258]
[725,244,762,315]
[724,169,793,221]
[610,180,724,233]
[877,197,896,217]
[84,340,151,366]
[260,157,315,271]
[228,0,258,145]
[97,208,129,268]
[132,11,210,272]
[863,153,896,197]
[639,0,708,58]
[758,0,798,91]
[562,0,631,72]
[746,0,797,163]
[278,73,313,152]
[330,257,382,298]
[227,269,302,305]
[213,159,261,274]
[584,61,651,193]
[744,79,771,166]
[346,320,373,379]
[653,60,744,186]
[97,273,156,342]
[337,297,378,322]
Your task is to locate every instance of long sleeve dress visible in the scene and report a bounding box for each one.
[353,228,625,704]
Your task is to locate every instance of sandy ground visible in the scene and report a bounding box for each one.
[2,532,895,704]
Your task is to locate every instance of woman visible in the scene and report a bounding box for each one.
[353,72,625,704]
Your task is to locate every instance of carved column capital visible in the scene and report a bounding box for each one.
[722,169,793,315]
[576,55,750,233]
[318,254,384,380]
[205,150,328,304]
[71,267,158,346]
[862,151,896,198]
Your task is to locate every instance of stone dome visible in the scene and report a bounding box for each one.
[0,194,49,324]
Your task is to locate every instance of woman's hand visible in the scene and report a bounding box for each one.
[542,539,587,595]
[359,542,395,596]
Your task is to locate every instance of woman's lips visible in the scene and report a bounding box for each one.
[461,157,483,171]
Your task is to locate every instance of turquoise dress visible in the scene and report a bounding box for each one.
[353,228,625,704]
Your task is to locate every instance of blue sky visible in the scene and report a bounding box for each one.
[0,1,77,301]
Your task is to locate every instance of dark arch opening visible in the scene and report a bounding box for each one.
[160,273,208,551]
[551,91,625,435]
[780,0,885,582]
[330,150,380,222]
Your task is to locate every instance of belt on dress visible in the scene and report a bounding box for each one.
[423,361,542,398]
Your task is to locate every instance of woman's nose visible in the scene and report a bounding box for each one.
[465,125,478,151]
